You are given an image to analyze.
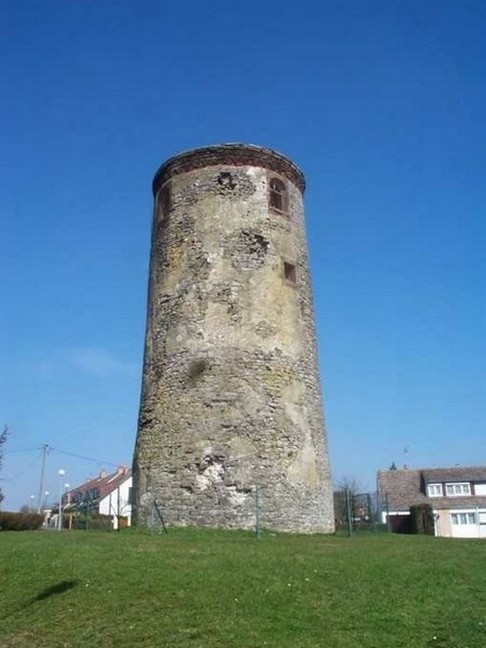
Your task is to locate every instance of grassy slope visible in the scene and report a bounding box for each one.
[0,529,485,648]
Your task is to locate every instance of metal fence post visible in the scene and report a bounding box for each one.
[255,485,260,538]
[345,488,353,537]
[385,493,391,532]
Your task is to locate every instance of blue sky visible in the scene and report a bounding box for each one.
[2,1,485,510]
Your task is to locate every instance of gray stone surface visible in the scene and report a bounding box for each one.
[133,144,334,533]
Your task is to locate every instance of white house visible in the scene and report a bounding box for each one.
[64,466,132,529]
[378,466,486,539]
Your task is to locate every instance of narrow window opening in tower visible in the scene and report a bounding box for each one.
[158,185,171,217]
[283,261,297,284]
[269,177,287,212]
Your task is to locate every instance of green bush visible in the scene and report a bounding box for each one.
[71,513,113,531]
[409,504,435,535]
[0,512,44,531]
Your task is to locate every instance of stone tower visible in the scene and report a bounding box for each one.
[133,144,334,533]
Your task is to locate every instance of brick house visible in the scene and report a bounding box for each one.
[377,466,486,538]
[64,466,132,529]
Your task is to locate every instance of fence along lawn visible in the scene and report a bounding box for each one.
[0,528,485,647]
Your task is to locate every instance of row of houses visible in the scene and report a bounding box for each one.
[59,465,132,529]
[52,462,486,538]
[377,465,486,539]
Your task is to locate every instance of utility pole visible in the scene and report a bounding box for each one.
[37,444,49,513]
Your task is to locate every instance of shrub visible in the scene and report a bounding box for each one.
[0,512,44,531]
[71,513,113,531]
[409,504,435,535]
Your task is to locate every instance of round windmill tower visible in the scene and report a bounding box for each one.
[133,144,334,533]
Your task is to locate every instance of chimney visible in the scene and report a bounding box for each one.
[99,469,107,479]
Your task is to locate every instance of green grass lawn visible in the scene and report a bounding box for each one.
[0,529,485,648]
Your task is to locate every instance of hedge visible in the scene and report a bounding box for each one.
[0,512,44,531]
[409,504,435,535]
[71,513,113,531]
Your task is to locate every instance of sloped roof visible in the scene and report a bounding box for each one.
[378,469,426,511]
[377,466,486,512]
[422,466,486,483]
[68,466,131,502]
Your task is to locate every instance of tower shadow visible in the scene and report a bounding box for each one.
[32,579,78,602]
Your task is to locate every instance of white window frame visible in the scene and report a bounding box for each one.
[451,512,476,525]
[445,482,471,496]
[427,483,443,497]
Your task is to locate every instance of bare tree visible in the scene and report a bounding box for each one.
[335,476,365,497]
[334,475,374,530]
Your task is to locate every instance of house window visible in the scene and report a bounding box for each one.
[446,482,471,496]
[283,261,297,284]
[451,512,476,525]
[269,177,287,213]
[427,483,443,497]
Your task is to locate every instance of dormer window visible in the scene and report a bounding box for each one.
[427,483,443,497]
[446,482,471,496]
[269,177,288,213]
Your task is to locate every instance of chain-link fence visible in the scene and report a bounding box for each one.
[334,489,387,535]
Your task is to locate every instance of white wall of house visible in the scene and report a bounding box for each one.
[435,510,452,537]
[382,508,486,539]
[480,512,486,538]
[381,510,409,524]
[474,484,486,496]
[449,509,486,539]
[99,476,132,529]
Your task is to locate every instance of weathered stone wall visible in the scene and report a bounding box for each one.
[133,144,334,533]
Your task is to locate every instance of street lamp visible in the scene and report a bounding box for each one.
[58,469,66,531]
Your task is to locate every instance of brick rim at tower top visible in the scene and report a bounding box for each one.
[152,143,306,196]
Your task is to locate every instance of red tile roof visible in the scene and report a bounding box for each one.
[68,466,131,501]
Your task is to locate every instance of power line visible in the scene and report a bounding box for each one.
[3,452,42,483]
[4,448,40,455]
[5,444,122,467]
[49,446,120,468]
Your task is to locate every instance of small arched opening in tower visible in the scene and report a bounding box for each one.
[269,177,288,213]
